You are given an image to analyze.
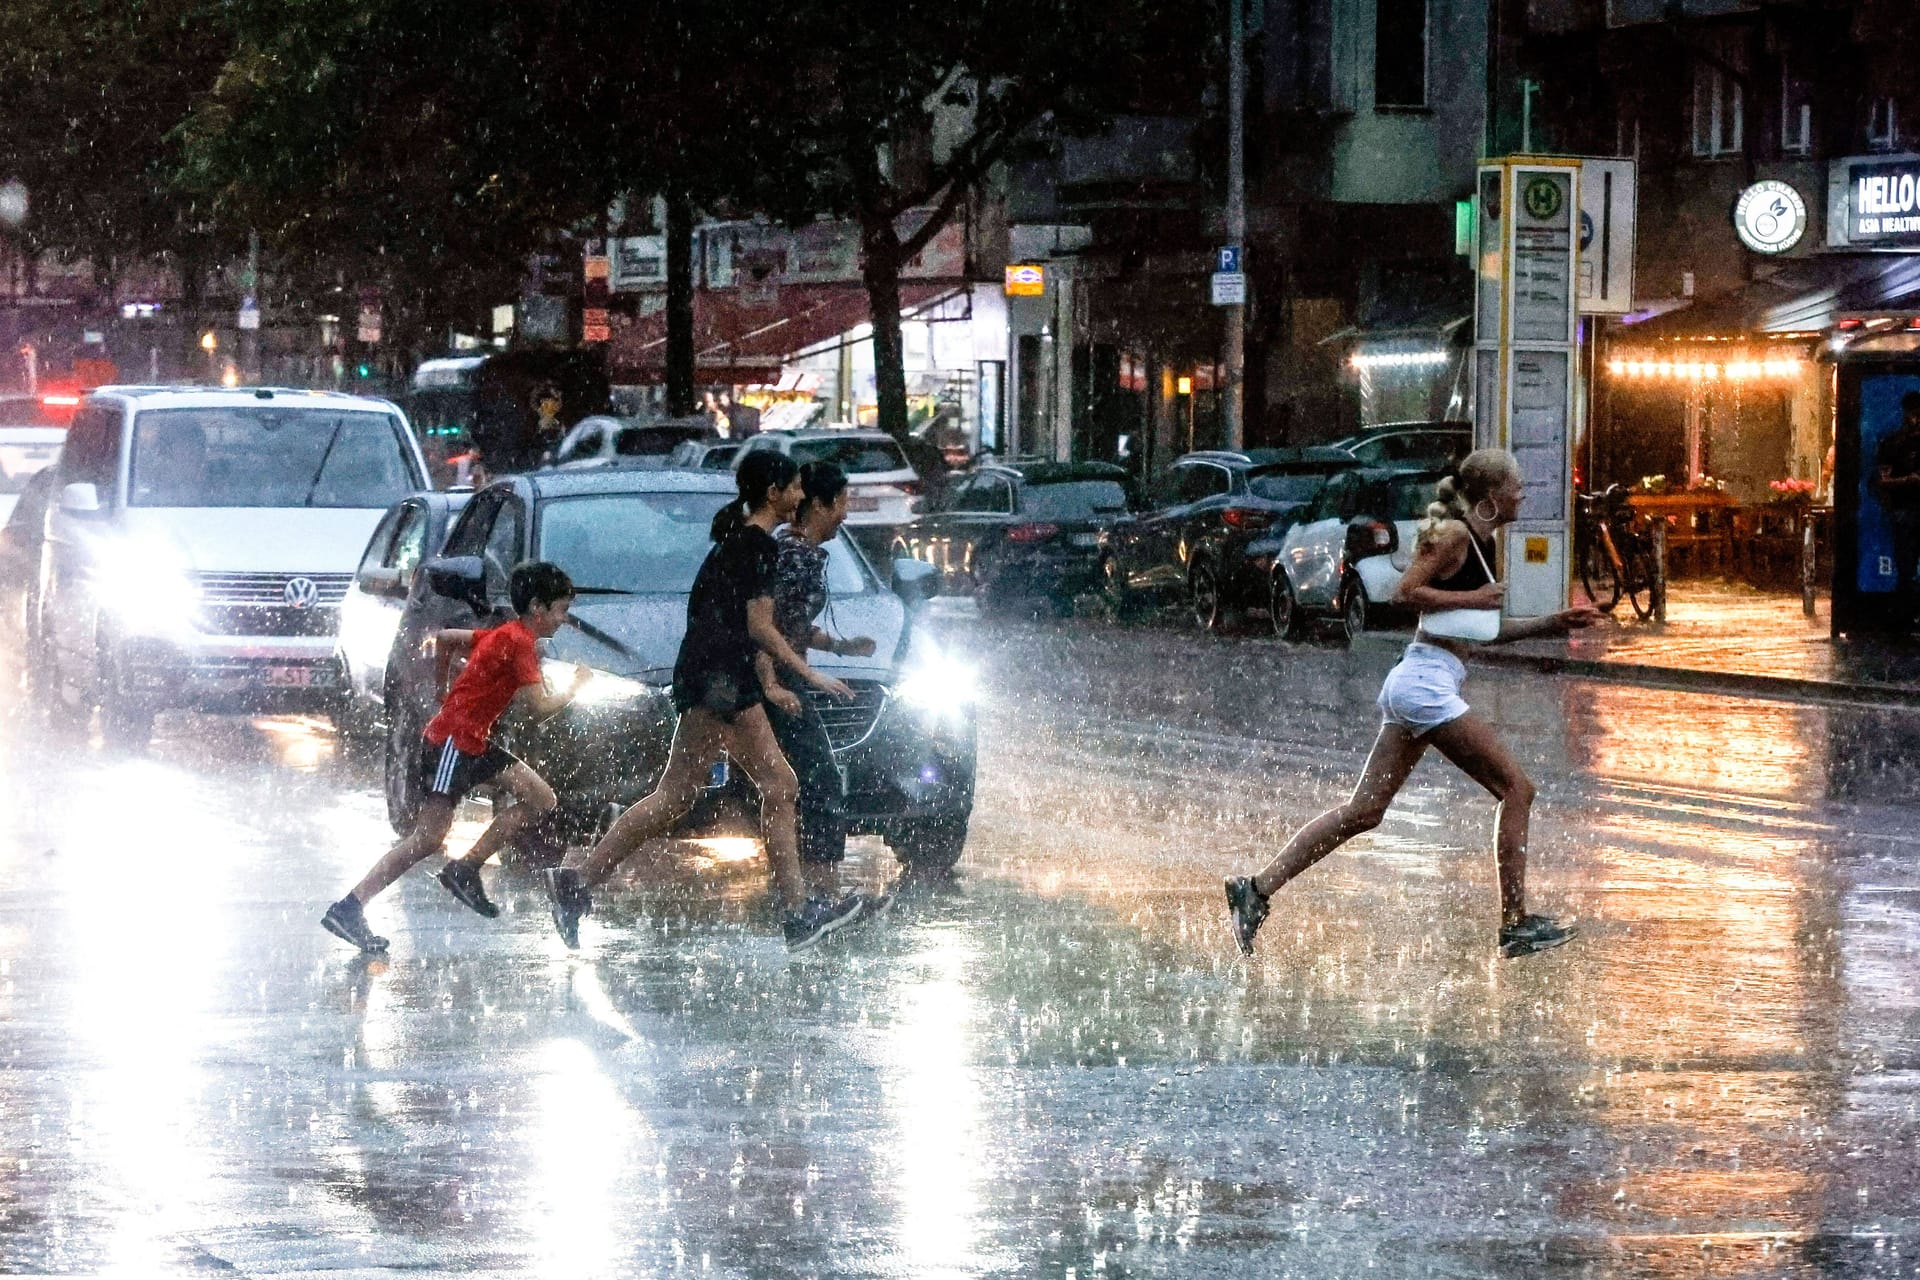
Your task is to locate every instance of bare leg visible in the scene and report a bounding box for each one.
[1426,712,1536,926]
[453,763,557,867]
[719,706,806,913]
[565,711,726,888]
[1250,723,1427,897]
[350,797,455,904]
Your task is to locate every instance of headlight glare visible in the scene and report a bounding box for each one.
[545,659,663,708]
[891,653,979,720]
[96,543,200,637]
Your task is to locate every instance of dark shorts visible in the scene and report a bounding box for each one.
[418,736,518,802]
[671,670,765,722]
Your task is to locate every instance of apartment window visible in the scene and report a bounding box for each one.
[1691,63,1743,157]
[1780,62,1813,156]
[1374,0,1428,109]
[1868,97,1900,152]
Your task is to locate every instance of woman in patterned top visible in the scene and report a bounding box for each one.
[760,461,879,911]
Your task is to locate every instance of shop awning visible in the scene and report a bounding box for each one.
[1624,253,1920,338]
[607,283,960,384]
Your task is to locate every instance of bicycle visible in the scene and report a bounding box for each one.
[1575,484,1657,620]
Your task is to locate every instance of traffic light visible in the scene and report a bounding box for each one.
[355,362,373,379]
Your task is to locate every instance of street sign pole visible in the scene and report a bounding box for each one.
[1222,0,1246,451]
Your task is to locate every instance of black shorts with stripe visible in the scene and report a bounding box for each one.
[418,736,518,802]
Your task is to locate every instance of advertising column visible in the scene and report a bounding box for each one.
[1475,159,1580,619]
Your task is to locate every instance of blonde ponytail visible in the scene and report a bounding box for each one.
[1417,448,1519,550]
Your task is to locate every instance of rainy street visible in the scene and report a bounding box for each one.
[1,611,1918,1278]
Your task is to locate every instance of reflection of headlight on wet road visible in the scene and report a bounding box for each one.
[97,546,200,637]
[891,654,979,720]
[544,660,665,709]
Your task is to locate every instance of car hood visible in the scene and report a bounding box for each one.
[120,507,388,574]
[546,590,913,682]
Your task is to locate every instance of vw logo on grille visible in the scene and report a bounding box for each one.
[283,576,320,609]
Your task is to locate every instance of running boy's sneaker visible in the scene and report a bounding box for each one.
[1223,876,1270,956]
[437,859,500,919]
[321,896,389,954]
[783,894,865,952]
[543,867,592,949]
[1499,913,1577,959]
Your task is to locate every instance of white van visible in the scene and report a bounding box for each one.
[29,387,429,745]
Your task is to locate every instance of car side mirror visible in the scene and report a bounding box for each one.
[891,557,939,609]
[359,565,405,598]
[59,482,102,515]
[425,554,485,603]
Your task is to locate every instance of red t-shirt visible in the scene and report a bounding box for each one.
[425,619,543,755]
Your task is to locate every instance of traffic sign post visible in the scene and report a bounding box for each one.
[1215,245,1243,274]
[1210,271,1248,307]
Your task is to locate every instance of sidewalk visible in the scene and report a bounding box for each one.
[1369,580,1920,708]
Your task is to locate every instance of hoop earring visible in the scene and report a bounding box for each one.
[1472,498,1499,523]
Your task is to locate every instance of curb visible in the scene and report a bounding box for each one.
[1357,632,1920,711]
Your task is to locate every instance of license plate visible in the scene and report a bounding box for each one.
[265,665,332,688]
[707,759,730,788]
[1070,532,1100,547]
[848,494,881,512]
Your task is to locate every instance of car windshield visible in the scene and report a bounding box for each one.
[787,436,908,474]
[0,431,62,495]
[128,407,415,508]
[537,493,871,595]
[1022,479,1131,518]
[1248,469,1336,504]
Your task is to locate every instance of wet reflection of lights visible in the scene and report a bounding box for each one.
[1570,689,1824,800]
[67,757,227,1269]
[687,836,761,865]
[530,1038,649,1276]
[885,935,993,1274]
[570,964,645,1045]
[250,714,335,771]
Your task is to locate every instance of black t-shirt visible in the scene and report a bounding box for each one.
[1878,426,1920,513]
[672,523,778,717]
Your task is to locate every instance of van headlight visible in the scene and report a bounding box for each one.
[96,545,200,638]
[891,653,978,722]
[545,660,664,708]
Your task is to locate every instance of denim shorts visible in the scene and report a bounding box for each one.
[1376,642,1469,736]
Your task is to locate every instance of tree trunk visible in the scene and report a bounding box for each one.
[860,210,909,441]
[665,187,696,417]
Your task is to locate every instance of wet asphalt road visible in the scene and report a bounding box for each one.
[2,605,1920,1278]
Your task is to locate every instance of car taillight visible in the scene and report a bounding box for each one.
[1006,522,1060,543]
[896,479,922,496]
[1344,519,1397,561]
[1221,507,1273,531]
[42,394,79,408]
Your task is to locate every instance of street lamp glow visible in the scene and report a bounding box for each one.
[199,332,217,353]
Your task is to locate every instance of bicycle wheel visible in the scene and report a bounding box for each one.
[1579,532,1621,612]
[1621,547,1656,620]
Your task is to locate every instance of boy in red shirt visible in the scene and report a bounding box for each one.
[322,561,588,952]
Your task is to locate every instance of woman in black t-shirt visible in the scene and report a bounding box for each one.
[545,451,861,951]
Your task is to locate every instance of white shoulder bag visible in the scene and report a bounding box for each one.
[1418,532,1501,643]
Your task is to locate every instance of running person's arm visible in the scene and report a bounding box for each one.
[755,651,803,714]
[509,664,590,721]
[747,596,853,701]
[1393,523,1505,612]
[430,629,477,694]
[1492,606,1602,643]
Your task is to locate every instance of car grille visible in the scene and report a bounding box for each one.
[196,571,353,606]
[199,604,340,637]
[806,679,886,751]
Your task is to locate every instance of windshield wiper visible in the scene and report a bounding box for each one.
[564,613,640,659]
[571,585,637,595]
[302,418,346,508]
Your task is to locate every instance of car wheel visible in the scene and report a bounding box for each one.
[98,665,153,749]
[1270,570,1306,641]
[24,609,80,728]
[1338,576,1370,644]
[1189,558,1240,634]
[383,683,423,834]
[888,817,968,873]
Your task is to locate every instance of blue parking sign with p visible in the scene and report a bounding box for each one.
[1216,245,1242,273]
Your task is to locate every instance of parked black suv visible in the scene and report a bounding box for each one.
[1101,447,1356,630]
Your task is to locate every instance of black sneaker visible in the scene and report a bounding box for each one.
[1224,876,1270,956]
[543,867,592,949]
[321,896,389,954]
[783,894,864,952]
[438,859,500,918]
[1499,913,1577,959]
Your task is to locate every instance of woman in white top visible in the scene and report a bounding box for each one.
[1225,448,1600,959]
